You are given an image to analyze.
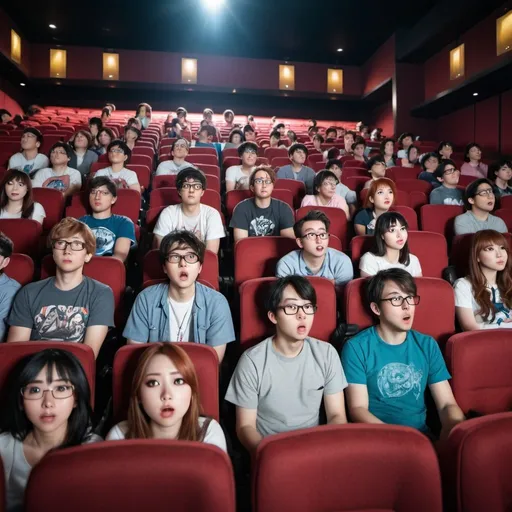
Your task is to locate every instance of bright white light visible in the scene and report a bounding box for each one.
[232,89,236,93]
[473,92,479,96]
[202,0,225,11]
[49,24,57,29]
[285,84,289,88]
[20,83,26,86]
[337,48,343,52]
[109,74,113,78]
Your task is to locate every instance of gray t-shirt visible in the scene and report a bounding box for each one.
[429,185,464,206]
[335,182,357,205]
[454,211,508,235]
[276,165,316,194]
[8,277,115,342]
[225,336,347,437]
[0,274,21,342]
[229,198,294,237]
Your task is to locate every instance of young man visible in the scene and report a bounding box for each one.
[153,167,225,253]
[195,124,216,147]
[7,218,115,357]
[341,269,465,438]
[123,231,235,363]
[31,142,82,197]
[276,143,316,195]
[325,159,357,215]
[155,138,192,176]
[429,160,464,206]
[397,132,414,159]
[225,275,347,453]
[8,128,49,175]
[341,130,356,156]
[363,155,387,189]
[0,109,12,124]
[79,176,136,262]
[454,178,508,235]
[276,210,353,286]
[0,233,21,342]
[243,124,257,142]
[95,140,141,193]
[325,127,337,142]
[230,166,295,241]
[225,141,258,191]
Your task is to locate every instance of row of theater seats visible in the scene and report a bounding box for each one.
[1,335,511,512]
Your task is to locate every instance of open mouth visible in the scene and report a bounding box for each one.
[297,324,307,334]
[402,314,412,323]
[179,270,189,280]
[160,407,175,418]
[40,414,56,423]
[396,239,404,245]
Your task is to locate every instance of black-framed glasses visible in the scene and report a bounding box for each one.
[380,295,420,307]
[278,303,317,315]
[476,188,495,197]
[443,167,459,175]
[21,384,74,400]
[181,183,203,191]
[254,178,272,185]
[52,240,86,251]
[89,189,111,196]
[166,253,200,264]
[302,232,330,241]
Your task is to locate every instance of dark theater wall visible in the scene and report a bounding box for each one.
[370,101,394,138]
[362,36,395,96]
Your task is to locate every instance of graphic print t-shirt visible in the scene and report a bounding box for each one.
[8,277,115,342]
[80,214,136,256]
[31,167,82,192]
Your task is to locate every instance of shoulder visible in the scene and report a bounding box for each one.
[271,198,292,211]
[454,211,470,223]
[33,202,46,214]
[95,167,109,175]
[243,337,272,363]
[0,274,21,291]
[200,204,220,217]
[161,204,180,216]
[0,432,17,451]
[327,248,350,263]
[197,282,227,304]
[354,209,370,222]
[19,277,52,293]
[232,198,253,213]
[84,276,113,295]
[79,214,94,224]
[306,337,336,355]
[409,253,421,265]
[137,283,167,302]
[106,421,128,440]
[409,330,438,349]
[454,277,472,293]
[344,326,375,350]
[111,214,134,226]
[359,251,377,263]
[279,249,300,262]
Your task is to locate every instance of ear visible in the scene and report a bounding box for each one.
[369,195,375,205]
[468,197,475,205]
[436,176,443,183]
[162,264,169,278]
[369,301,381,317]
[111,195,118,206]
[200,189,205,198]
[0,256,10,272]
[296,237,304,249]
[85,252,93,263]
[123,154,128,163]
[267,310,278,325]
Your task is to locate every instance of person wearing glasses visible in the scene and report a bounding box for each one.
[153,167,225,254]
[7,218,114,358]
[31,142,82,197]
[155,138,193,176]
[79,177,136,261]
[230,166,295,241]
[300,170,350,218]
[123,231,235,363]
[429,160,464,206]
[454,178,507,235]
[341,269,464,437]
[0,349,100,512]
[94,140,141,193]
[276,210,353,286]
[225,275,347,453]
[225,141,258,191]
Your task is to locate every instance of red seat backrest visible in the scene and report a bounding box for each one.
[495,209,512,231]
[32,188,66,232]
[221,148,239,160]
[390,205,419,230]
[395,178,432,195]
[342,159,367,169]
[274,179,306,209]
[0,219,42,257]
[132,146,154,159]
[253,424,442,512]
[239,277,337,350]
[295,206,349,250]
[4,253,34,286]
[272,157,290,168]
[264,147,288,161]
[113,343,220,422]
[223,157,241,169]
[388,166,421,180]
[187,154,219,166]
[501,195,512,210]
[188,146,217,156]
[341,167,368,179]
[420,204,464,239]
[149,188,222,214]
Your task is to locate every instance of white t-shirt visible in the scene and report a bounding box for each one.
[359,252,422,277]
[8,153,49,175]
[76,154,85,167]
[168,295,194,342]
[105,417,227,452]
[153,204,225,242]
[0,202,46,224]
[225,165,253,190]
[454,277,512,329]
[95,166,139,189]
[155,160,192,176]
[31,167,82,192]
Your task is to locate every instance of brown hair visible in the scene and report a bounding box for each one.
[70,130,92,150]
[249,165,276,187]
[468,230,512,322]
[0,169,35,219]
[125,343,208,441]
[364,177,397,209]
[49,218,96,255]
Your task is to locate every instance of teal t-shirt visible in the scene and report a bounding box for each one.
[341,326,450,432]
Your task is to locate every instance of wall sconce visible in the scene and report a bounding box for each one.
[11,30,21,64]
[181,58,197,84]
[50,49,67,78]
[327,68,343,94]
[450,44,465,80]
[497,10,512,56]
[279,64,295,90]
[103,53,119,80]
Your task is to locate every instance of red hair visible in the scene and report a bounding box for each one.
[363,177,397,209]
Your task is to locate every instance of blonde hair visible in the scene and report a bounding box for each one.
[49,218,96,255]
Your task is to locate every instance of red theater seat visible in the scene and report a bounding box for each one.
[420,204,464,239]
[253,424,442,512]
[295,206,349,249]
[390,205,419,230]
[272,157,291,168]
[341,167,368,179]
[264,147,288,161]
[274,179,306,209]
[188,146,217,156]
[188,154,219,167]
[32,188,66,232]
[240,277,337,350]
[4,253,34,286]
[501,195,512,210]
[342,159,367,169]
[24,441,235,512]
[113,344,220,422]
[395,178,432,195]
[0,219,42,258]
[495,208,512,231]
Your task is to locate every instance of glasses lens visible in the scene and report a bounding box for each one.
[184,253,199,263]
[53,385,73,399]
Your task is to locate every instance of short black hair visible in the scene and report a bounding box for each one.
[352,139,366,151]
[199,125,216,137]
[88,176,117,197]
[380,138,396,154]
[288,143,308,157]
[308,119,317,127]
[159,230,205,265]
[49,141,72,160]
[0,109,12,118]
[124,125,141,140]
[313,134,325,144]
[421,152,440,171]
[367,155,385,170]
[437,141,453,154]
[464,142,482,162]
[326,127,337,138]
[176,107,188,116]
[308,126,319,135]
[101,107,111,118]
[176,167,207,190]
[238,141,258,158]
[107,139,132,163]
[373,212,410,266]
[0,231,14,259]
[270,130,281,140]
[433,159,457,180]
[243,124,255,135]
[89,117,102,130]
[274,123,285,131]
[326,148,340,160]
[266,275,317,314]
[229,129,244,143]
[398,132,414,145]
[488,159,512,182]
[366,268,417,308]
[326,159,342,171]
[293,210,330,238]
[464,178,494,210]
[23,127,43,144]
[313,170,338,195]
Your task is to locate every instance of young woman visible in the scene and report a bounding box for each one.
[488,160,512,197]
[135,103,152,130]
[0,169,46,224]
[69,130,98,177]
[223,129,245,149]
[401,145,419,168]
[454,230,512,330]
[0,349,99,512]
[106,343,227,451]
[300,170,350,218]
[359,211,422,277]
[351,139,368,163]
[437,141,454,160]
[354,177,396,236]
[96,127,115,156]
[418,152,441,187]
[380,138,396,168]
[124,125,142,152]
[461,142,488,179]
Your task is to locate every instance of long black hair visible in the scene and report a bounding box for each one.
[372,211,411,266]
[0,349,94,448]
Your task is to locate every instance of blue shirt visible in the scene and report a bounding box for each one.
[341,326,450,432]
[80,214,136,256]
[276,248,353,286]
[0,274,21,342]
[123,282,236,347]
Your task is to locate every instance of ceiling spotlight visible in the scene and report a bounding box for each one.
[473,92,479,96]
[20,83,26,87]
[202,0,225,11]
[337,48,343,52]
[49,24,57,29]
